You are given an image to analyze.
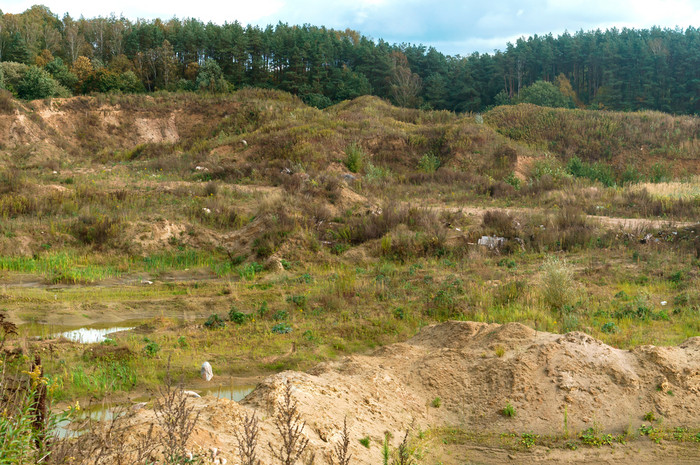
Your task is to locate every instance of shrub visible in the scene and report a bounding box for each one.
[482,210,517,238]
[0,89,14,113]
[71,215,120,247]
[0,168,23,194]
[418,152,441,173]
[204,314,226,330]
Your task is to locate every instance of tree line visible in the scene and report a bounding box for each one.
[1,5,698,114]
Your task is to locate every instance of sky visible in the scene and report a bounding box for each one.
[3,0,700,55]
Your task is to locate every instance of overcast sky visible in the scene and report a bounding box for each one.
[4,1,700,55]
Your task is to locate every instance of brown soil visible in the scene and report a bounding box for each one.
[119,321,700,464]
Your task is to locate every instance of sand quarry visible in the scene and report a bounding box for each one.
[111,321,700,464]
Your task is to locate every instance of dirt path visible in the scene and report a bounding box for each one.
[437,204,695,230]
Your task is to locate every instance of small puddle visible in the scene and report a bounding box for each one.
[54,402,118,438]
[55,326,135,344]
[198,384,256,402]
[54,384,256,437]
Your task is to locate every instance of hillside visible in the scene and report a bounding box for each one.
[0,92,698,464]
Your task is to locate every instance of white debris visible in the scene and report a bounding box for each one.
[478,236,506,250]
[202,208,211,214]
[661,301,667,306]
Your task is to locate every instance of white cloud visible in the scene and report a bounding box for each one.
[2,0,699,54]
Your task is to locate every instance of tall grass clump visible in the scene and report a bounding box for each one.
[540,256,576,312]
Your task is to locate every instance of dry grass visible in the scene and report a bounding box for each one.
[633,178,700,201]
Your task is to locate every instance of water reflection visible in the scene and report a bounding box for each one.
[55,327,134,343]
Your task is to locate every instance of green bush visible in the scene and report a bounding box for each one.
[204,313,226,330]
[17,65,60,100]
[567,156,615,187]
[143,338,161,357]
[196,59,229,93]
[228,309,248,324]
[514,80,573,108]
[344,143,365,173]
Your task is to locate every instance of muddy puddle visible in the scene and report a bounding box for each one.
[55,384,256,437]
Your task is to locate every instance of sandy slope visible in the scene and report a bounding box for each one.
[118,321,699,464]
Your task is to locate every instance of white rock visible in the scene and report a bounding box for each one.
[661,301,667,306]
[201,361,213,381]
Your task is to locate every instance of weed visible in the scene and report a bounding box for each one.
[579,426,614,447]
[143,338,161,357]
[234,411,261,465]
[501,403,516,418]
[431,397,441,408]
[638,424,656,436]
[541,256,575,311]
[494,345,505,357]
[418,152,441,174]
[520,432,538,448]
[601,322,618,333]
[393,307,407,320]
[268,380,310,465]
[229,309,248,324]
[286,295,307,309]
[359,436,371,448]
[272,323,293,334]
[643,411,657,422]
[154,364,201,463]
[327,416,352,465]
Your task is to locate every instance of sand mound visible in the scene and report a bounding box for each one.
[120,321,700,464]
